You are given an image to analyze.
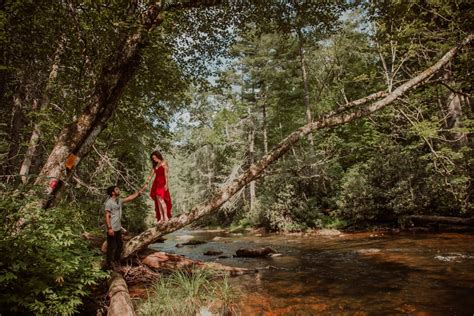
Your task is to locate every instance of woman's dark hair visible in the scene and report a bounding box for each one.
[106,185,117,197]
[150,150,163,168]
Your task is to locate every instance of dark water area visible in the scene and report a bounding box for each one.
[150,230,474,315]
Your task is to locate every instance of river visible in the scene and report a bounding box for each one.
[150,230,474,315]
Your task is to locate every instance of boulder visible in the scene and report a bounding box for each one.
[235,246,277,258]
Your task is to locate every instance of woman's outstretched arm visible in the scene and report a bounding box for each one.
[146,168,154,184]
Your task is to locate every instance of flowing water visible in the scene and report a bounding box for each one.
[150,230,474,315]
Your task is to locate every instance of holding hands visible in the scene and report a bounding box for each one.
[139,183,148,194]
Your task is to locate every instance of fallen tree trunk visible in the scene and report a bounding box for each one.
[107,272,136,316]
[122,33,473,260]
[407,215,474,226]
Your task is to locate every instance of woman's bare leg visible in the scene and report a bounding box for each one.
[155,196,164,223]
[159,198,169,221]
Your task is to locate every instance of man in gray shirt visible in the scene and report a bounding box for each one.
[104,185,145,269]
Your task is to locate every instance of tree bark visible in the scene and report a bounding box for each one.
[121,33,474,259]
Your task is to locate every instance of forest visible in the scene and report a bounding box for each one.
[0,0,473,315]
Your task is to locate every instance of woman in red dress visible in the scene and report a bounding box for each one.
[148,151,172,222]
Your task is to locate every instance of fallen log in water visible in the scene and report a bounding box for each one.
[407,215,474,226]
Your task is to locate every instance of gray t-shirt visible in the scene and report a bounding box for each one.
[104,197,123,232]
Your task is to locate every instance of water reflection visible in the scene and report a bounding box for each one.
[150,231,474,315]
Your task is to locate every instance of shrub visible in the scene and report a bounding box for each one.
[0,188,108,315]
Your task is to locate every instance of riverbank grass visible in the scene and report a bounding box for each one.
[138,269,237,315]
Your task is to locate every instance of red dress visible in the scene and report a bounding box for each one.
[150,165,172,220]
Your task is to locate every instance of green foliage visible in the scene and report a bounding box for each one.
[169,3,472,232]
[138,270,237,316]
[122,199,149,233]
[335,125,473,228]
[0,188,108,315]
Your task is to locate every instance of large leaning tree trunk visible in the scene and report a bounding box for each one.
[34,4,161,205]
[122,33,473,259]
[34,1,220,208]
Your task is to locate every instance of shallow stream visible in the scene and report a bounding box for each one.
[150,230,474,315]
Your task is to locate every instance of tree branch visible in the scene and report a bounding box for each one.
[163,0,222,11]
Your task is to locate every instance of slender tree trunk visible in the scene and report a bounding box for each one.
[297,28,313,147]
[248,88,256,212]
[207,148,214,189]
[445,92,468,145]
[248,128,256,212]
[121,33,474,259]
[441,65,468,145]
[3,89,26,180]
[262,86,268,155]
[20,36,66,184]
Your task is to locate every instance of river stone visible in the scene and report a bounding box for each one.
[175,234,194,241]
[315,229,343,236]
[175,240,207,248]
[204,250,223,256]
[235,246,277,258]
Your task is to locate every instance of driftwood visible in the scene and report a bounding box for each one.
[407,215,474,226]
[235,247,277,258]
[107,272,136,316]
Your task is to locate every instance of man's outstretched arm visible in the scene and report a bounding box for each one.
[123,185,147,203]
